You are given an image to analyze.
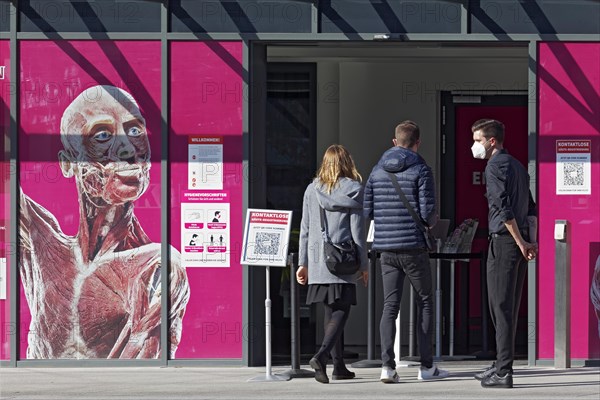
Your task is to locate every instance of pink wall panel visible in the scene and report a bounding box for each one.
[0,40,10,360]
[170,42,243,359]
[19,41,164,359]
[538,42,600,360]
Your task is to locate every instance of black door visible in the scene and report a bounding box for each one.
[266,63,318,363]
[440,92,529,358]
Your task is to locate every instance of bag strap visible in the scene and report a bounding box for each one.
[386,171,427,234]
[319,206,332,242]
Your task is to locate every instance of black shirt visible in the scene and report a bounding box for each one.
[485,149,536,235]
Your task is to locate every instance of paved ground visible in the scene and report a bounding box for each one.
[1,363,599,400]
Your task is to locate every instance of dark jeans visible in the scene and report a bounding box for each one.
[379,250,433,369]
[487,235,528,376]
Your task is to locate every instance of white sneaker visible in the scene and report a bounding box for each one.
[380,366,400,383]
[418,365,449,380]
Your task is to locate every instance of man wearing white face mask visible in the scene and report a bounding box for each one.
[470,119,537,389]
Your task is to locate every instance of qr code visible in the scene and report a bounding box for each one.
[563,162,584,186]
[254,232,281,256]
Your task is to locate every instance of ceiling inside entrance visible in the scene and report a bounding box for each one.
[267,42,529,63]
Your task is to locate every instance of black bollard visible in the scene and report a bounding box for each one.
[476,251,495,359]
[352,249,382,368]
[482,252,489,353]
[281,253,315,379]
[409,287,416,357]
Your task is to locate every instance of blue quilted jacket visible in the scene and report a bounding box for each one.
[364,146,437,251]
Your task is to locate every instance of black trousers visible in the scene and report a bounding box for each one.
[487,235,528,376]
[379,250,433,369]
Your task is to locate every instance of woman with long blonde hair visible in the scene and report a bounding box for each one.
[297,144,368,383]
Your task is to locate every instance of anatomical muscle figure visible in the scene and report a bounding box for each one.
[20,85,190,359]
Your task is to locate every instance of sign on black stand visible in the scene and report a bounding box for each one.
[241,209,293,382]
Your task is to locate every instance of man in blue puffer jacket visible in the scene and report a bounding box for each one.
[364,120,449,383]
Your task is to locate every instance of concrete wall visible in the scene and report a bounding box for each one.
[339,59,528,183]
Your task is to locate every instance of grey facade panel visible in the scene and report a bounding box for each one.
[170,0,313,33]
[319,0,465,34]
[471,0,600,35]
[0,0,9,32]
[19,0,161,33]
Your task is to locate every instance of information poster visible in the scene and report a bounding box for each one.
[188,136,223,190]
[181,191,230,267]
[556,140,592,195]
[240,209,292,267]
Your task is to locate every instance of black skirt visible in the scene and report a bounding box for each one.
[306,283,357,306]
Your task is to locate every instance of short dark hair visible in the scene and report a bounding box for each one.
[395,120,420,148]
[214,211,220,216]
[471,119,505,144]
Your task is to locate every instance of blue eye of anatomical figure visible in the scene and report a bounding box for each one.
[94,130,112,142]
[128,126,143,137]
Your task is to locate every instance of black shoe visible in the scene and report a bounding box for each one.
[474,364,496,381]
[309,357,329,384]
[332,368,356,380]
[481,372,513,389]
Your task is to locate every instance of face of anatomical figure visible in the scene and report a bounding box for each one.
[59,85,151,205]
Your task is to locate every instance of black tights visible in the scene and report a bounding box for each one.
[314,301,351,370]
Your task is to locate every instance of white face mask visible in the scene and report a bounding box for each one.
[471,141,487,159]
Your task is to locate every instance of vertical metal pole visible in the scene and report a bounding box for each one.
[282,253,314,378]
[265,265,272,377]
[241,39,252,367]
[481,252,490,355]
[9,0,19,368]
[248,265,290,382]
[527,39,539,367]
[449,260,455,357]
[289,255,299,370]
[435,239,442,359]
[397,291,418,367]
[554,220,570,369]
[460,0,469,34]
[409,287,415,357]
[395,306,401,365]
[368,250,377,360]
[159,0,169,367]
[247,264,290,382]
[351,250,381,368]
[311,0,318,34]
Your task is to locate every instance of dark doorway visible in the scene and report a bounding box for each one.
[440,92,529,358]
[265,63,318,363]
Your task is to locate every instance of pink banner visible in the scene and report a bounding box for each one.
[538,42,600,359]
[18,41,191,360]
[170,41,243,358]
[0,40,9,360]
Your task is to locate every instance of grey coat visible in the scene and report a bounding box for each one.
[299,177,369,285]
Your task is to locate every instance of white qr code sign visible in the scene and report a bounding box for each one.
[556,140,591,195]
[240,209,292,267]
